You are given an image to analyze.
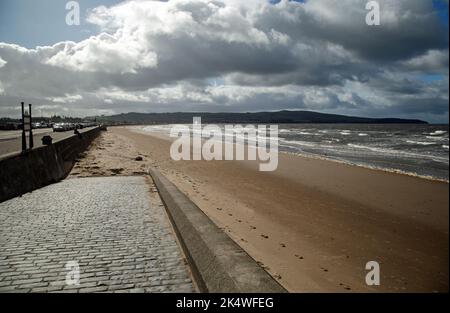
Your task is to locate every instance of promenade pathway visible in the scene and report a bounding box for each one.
[0,176,195,293]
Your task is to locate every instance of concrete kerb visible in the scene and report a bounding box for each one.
[148,168,287,293]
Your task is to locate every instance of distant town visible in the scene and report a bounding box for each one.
[0,116,100,131]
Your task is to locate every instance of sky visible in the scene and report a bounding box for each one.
[0,0,448,123]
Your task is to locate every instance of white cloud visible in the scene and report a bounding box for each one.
[0,55,6,95]
[46,94,83,103]
[401,49,449,73]
[45,32,157,74]
[96,88,150,102]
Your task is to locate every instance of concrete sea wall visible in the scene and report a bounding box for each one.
[0,127,101,202]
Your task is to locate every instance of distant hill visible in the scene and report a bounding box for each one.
[95,110,428,125]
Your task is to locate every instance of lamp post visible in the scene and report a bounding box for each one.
[21,102,26,152]
[29,104,33,149]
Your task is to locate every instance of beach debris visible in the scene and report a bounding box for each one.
[110,168,124,174]
[339,283,352,291]
[41,135,53,145]
[256,261,270,271]
[135,156,143,161]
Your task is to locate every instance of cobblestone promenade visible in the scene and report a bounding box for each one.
[0,176,195,293]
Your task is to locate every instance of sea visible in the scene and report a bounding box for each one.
[139,123,449,182]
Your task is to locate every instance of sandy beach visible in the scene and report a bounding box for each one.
[70,126,449,292]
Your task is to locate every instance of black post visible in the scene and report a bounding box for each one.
[21,102,26,152]
[29,104,33,149]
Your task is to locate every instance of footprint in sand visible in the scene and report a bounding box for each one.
[295,254,304,260]
[250,226,256,230]
[260,234,269,239]
[339,283,352,291]
[228,213,233,217]
[216,207,222,211]
[280,243,286,248]
[320,267,329,272]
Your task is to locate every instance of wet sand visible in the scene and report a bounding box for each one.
[71,126,449,292]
